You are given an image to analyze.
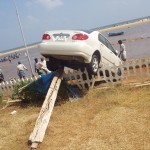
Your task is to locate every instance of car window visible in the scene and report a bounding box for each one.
[98,33,116,54]
[98,34,107,46]
[105,39,116,53]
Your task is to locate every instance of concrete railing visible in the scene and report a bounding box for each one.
[63,57,150,89]
[0,57,150,96]
[0,76,39,97]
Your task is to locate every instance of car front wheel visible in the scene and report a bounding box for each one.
[87,54,99,75]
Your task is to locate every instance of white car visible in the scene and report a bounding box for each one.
[39,30,121,74]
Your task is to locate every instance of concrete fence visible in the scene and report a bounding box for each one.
[0,57,150,97]
[63,57,150,89]
[0,76,39,97]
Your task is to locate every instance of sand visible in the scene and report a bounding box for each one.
[0,44,38,56]
[99,18,150,32]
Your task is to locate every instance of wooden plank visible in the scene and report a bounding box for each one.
[31,142,38,149]
[29,69,63,148]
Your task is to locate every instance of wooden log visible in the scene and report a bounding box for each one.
[29,69,63,148]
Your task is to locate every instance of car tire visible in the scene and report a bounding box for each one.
[87,54,100,75]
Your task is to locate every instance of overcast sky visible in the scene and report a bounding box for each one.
[0,0,150,52]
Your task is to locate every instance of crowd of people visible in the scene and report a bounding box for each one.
[0,56,51,82]
[0,52,21,63]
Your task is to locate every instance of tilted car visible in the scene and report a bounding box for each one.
[39,30,122,74]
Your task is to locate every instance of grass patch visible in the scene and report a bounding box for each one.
[0,85,150,150]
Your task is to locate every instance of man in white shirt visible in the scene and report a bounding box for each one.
[118,40,127,61]
[34,58,41,74]
[34,58,50,76]
[17,61,28,79]
[40,57,47,68]
[40,57,50,73]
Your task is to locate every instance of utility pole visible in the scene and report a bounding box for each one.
[12,0,34,76]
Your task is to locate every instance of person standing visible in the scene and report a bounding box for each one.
[34,58,48,76]
[0,69,5,82]
[34,58,40,74]
[40,57,47,68]
[17,61,28,79]
[118,40,127,61]
[40,57,51,73]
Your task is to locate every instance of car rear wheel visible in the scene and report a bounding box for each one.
[87,54,99,75]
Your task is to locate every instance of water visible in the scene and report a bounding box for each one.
[0,47,41,81]
[103,21,150,59]
[0,21,150,81]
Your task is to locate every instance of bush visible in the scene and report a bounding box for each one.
[11,78,81,106]
[12,80,45,104]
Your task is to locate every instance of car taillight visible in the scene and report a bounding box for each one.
[72,34,88,40]
[42,34,50,40]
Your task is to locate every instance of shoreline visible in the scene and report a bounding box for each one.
[0,44,38,57]
[99,18,150,32]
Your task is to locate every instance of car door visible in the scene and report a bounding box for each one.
[98,34,112,67]
[105,39,121,66]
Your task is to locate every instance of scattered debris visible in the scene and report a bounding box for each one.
[10,110,17,115]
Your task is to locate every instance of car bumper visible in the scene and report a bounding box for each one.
[38,42,92,63]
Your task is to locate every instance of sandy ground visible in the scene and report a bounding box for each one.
[0,44,38,57]
[99,18,150,32]
[0,85,150,150]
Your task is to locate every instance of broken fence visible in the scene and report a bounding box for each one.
[63,57,150,89]
[0,57,150,97]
